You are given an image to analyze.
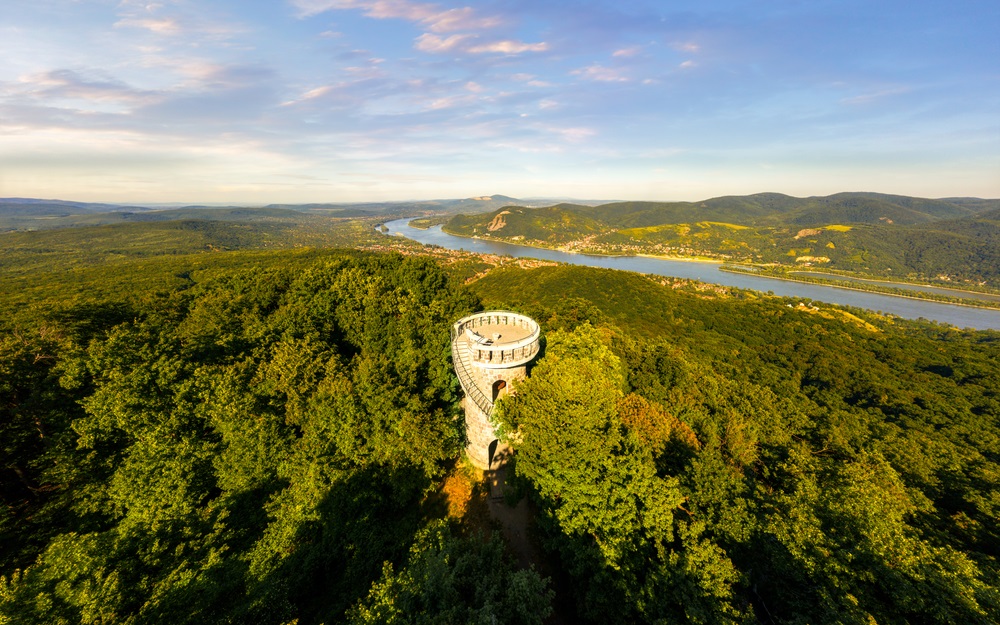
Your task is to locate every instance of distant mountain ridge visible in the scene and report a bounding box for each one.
[446,192,998,237]
[0,198,154,217]
[0,194,549,231]
[261,194,595,215]
[567,192,991,228]
[3,192,997,236]
[0,194,510,225]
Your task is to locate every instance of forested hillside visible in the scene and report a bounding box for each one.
[2,223,999,623]
[444,194,1000,287]
[446,193,992,234]
[0,205,374,232]
[1,251,552,624]
[478,265,1000,623]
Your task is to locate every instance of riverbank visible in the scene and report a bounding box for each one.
[441,227,724,264]
[635,252,723,264]
[721,266,1000,311]
[408,216,451,230]
[791,271,1000,301]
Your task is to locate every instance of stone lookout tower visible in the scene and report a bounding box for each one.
[450,311,541,470]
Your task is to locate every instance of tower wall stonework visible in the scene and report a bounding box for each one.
[463,365,526,468]
[451,311,540,470]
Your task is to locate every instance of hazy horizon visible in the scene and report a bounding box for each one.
[3,190,1000,209]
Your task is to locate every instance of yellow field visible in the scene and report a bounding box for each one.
[823,224,853,232]
[620,223,689,237]
[697,221,749,230]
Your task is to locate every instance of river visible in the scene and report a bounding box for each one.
[384,219,1000,331]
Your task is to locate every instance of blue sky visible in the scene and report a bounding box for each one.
[0,0,997,203]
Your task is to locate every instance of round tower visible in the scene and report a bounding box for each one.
[450,311,541,470]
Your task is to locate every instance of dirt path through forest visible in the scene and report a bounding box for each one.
[487,464,536,570]
[487,464,572,625]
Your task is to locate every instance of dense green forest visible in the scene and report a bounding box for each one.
[476,266,1000,623]
[2,217,1000,623]
[444,194,1000,288]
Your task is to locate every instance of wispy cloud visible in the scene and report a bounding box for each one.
[114,17,182,35]
[290,0,503,33]
[423,7,504,33]
[549,126,596,142]
[289,0,543,56]
[415,33,546,55]
[2,59,284,142]
[671,41,700,53]
[571,63,630,82]
[113,1,247,41]
[15,69,159,106]
[841,86,911,106]
[292,0,422,20]
[467,40,548,54]
[425,93,478,110]
[509,73,551,87]
[414,33,471,53]
[281,85,336,106]
[612,45,642,58]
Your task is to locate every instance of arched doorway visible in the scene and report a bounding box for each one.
[492,379,507,402]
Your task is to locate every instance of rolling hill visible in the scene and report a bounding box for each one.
[449,192,986,233]
[443,193,1000,286]
[0,194,553,231]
